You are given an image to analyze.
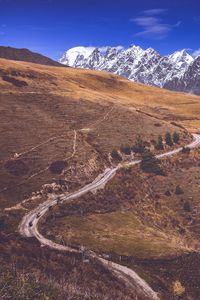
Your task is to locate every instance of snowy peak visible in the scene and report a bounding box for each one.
[168,49,193,68]
[105,47,117,59]
[59,44,199,95]
[59,46,95,66]
[164,54,200,94]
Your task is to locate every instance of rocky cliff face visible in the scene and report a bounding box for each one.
[164,55,200,95]
[59,45,200,95]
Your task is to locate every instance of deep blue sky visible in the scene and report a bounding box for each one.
[1,0,200,60]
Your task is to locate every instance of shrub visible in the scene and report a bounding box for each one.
[165,190,171,197]
[49,160,67,174]
[0,217,6,229]
[181,146,190,154]
[132,136,146,154]
[173,280,185,296]
[154,123,162,127]
[165,132,173,146]
[4,159,29,176]
[175,185,184,195]
[183,201,191,212]
[2,75,28,87]
[173,131,180,144]
[140,150,165,175]
[155,135,164,150]
[120,144,131,155]
[111,149,122,161]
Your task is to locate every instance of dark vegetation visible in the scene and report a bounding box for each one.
[111,132,182,176]
[2,75,28,87]
[140,150,165,175]
[49,160,67,174]
[173,131,180,144]
[120,144,131,155]
[111,149,122,161]
[0,232,141,300]
[4,159,29,176]
[183,201,191,212]
[165,132,174,146]
[155,135,164,150]
[175,185,184,195]
[182,146,191,154]
[131,135,146,154]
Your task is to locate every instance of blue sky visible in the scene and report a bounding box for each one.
[1,0,200,60]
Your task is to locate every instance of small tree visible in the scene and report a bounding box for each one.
[181,146,190,154]
[120,144,131,155]
[49,160,67,174]
[165,190,171,197]
[132,136,146,154]
[140,149,165,175]
[175,185,184,195]
[165,132,173,146]
[173,131,180,144]
[0,217,6,229]
[183,201,191,212]
[111,149,122,161]
[155,135,164,150]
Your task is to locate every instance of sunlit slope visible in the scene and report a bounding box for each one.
[0,57,198,207]
[0,58,200,131]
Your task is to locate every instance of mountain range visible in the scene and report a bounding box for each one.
[59,45,200,95]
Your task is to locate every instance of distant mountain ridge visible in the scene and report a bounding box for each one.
[0,46,63,67]
[59,45,200,95]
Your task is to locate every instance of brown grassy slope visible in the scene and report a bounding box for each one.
[41,148,200,300]
[0,46,63,67]
[0,58,195,208]
[0,231,142,300]
[1,59,200,299]
[1,58,200,130]
[46,148,200,257]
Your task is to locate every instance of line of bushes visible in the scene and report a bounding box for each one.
[155,131,180,150]
[111,131,181,162]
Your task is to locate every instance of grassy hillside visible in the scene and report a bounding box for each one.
[1,57,200,129]
[1,58,200,300]
[0,46,63,67]
[1,57,196,208]
[42,147,200,299]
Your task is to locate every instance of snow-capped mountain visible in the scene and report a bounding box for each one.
[59,45,200,95]
[164,55,200,95]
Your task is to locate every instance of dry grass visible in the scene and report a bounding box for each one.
[1,58,200,299]
[1,58,193,209]
[1,58,200,131]
[47,211,186,258]
[43,148,200,261]
[0,231,140,300]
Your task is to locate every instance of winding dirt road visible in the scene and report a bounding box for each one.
[19,134,200,300]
